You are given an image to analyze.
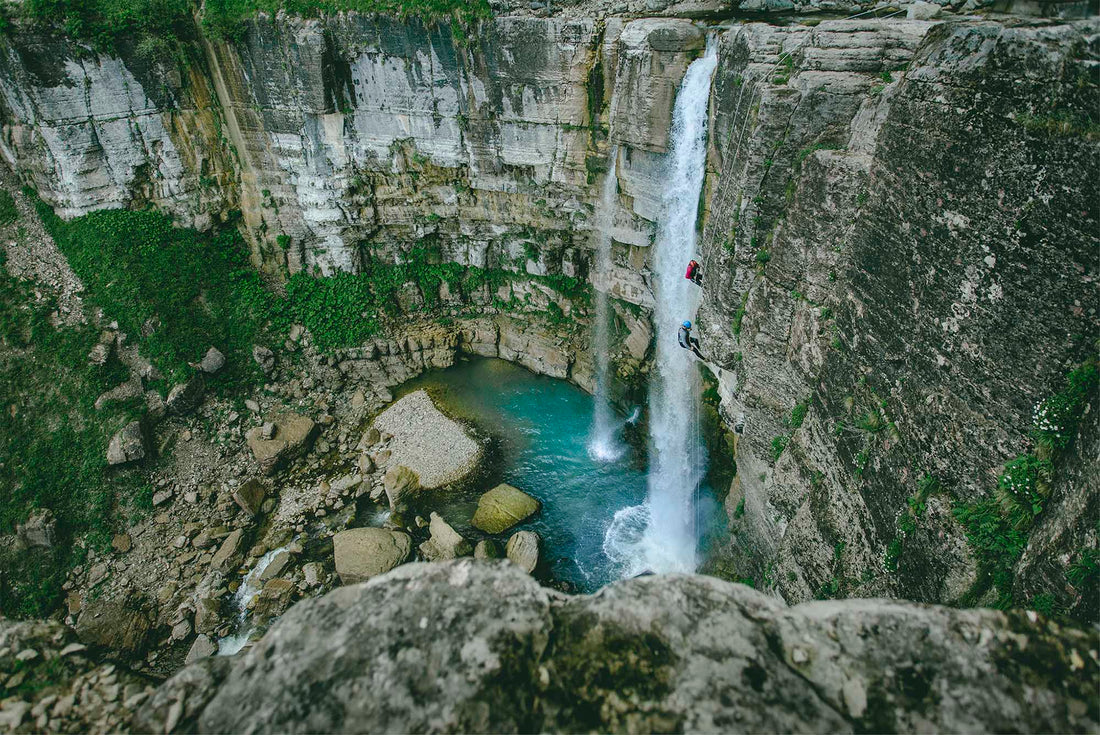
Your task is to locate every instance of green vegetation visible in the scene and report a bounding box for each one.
[1,247,152,617]
[18,0,490,54]
[789,400,809,430]
[0,191,17,226]
[34,200,276,388]
[1030,363,1097,449]
[733,497,745,519]
[732,291,749,336]
[953,360,1098,611]
[771,434,789,462]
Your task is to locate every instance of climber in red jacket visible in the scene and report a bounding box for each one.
[685,259,702,285]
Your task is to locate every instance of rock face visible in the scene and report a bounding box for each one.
[371,391,483,490]
[472,484,541,534]
[332,528,412,584]
[139,561,1099,734]
[690,18,1100,611]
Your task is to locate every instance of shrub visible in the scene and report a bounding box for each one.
[789,401,809,429]
[953,501,1027,608]
[276,234,292,250]
[995,454,1052,530]
[1067,548,1098,589]
[771,434,790,462]
[1031,363,1098,449]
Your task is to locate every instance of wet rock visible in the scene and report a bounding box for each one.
[246,413,318,474]
[142,562,1100,734]
[259,551,291,582]
[252,579,295,623]
[185,635,218,664]
[166,375,205,415]
[474,539,501,560]
[332,528,411,584]
[371,391,483,491]
[505,531,540,574]
[106,421,146,465]
[200,347,226,374]
[418,513,471,561]
[382,465,421,509]
[471,484,541,534]
[232,478,266,517]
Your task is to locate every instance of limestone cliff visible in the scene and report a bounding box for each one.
[0,8,1096,617]
[136,560,1099,734]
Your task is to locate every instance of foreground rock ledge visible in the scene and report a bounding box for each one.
[138,561,1099,734]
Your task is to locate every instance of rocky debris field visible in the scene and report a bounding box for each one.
[138,560,1100,734]
[3,305,575,697]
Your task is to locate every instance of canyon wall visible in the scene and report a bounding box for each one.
[0,8,1096,614]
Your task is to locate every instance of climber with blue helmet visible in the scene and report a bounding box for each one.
[678,320,703,358]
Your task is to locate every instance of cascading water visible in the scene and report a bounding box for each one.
[588,145,625,462]
[604,40,718,577]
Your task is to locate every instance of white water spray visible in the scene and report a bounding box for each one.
[605,41,718,577]
[217,542,294,656]
[588,145,624,463]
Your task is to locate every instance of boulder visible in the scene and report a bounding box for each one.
[418,513,472,561]
[332,528,412,584]
[232,479,266,516]
[370,391,483,491]
[211,529,245,571]
[166,375,205,415]
[246,413,318,474]
[185,634,218,664]
[200,347,226,374]
[15,510,56,549]
[382,465,421,509]
[111,533,132,553]
[106,420,146,465]
[140,562,1100,734]
[252,345,275,374]
[194,598,223,636]
[474,539,501,560]
[75,595,153,655]
[506,531,540,574]
[252,579,295,623]
[471,484,541,534]
[259,551,291,582]
[907,0,942,18]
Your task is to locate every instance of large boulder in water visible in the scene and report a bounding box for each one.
[370,391,482,491]
[138,561,1100,734]
[505,531,540,574]
[333,528,412,584]
[472,484,541,534]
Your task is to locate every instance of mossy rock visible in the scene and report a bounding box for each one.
[471,484,541,534]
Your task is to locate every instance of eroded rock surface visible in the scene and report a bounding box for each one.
[140,561,1099,734]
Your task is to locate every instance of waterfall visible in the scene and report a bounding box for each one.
[641,42,718,573]
[588,145,624,462]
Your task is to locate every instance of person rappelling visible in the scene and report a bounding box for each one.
[685,259,702,285]
[678,320,703,359]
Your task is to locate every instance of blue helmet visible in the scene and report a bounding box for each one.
[682,320,692,329]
